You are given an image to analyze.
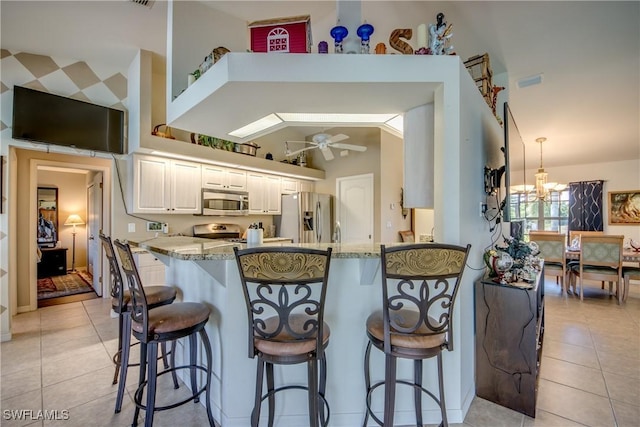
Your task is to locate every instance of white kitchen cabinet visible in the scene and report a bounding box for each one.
[247,172,281,214]
[202,165,247,191]
[300,180,315,193]
[281,177,299,194]
[281,178,315,194]
[134,251,166,285]
[132,154,201,214]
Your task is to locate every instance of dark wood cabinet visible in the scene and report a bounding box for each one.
[474,267,545,417]
[38,247,68,278]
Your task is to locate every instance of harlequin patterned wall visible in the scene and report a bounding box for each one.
[0,50,128,133]
[0,50,128,339]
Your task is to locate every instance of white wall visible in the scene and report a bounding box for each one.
[380,130,411,242]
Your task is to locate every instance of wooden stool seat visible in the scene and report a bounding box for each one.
[366,310,446,351]
[111,286,177,313]
[131,302,211,336]
[254,314,331,357]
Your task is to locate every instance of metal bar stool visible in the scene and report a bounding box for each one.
[363,243,471,427]
[114,240,215,427]
[99,234,178,413]
[233,246,333,427]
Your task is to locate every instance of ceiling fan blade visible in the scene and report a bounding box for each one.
[328,133,349,143]
[286,140,316,145]
[331,142,367,152]
[320,147,334,161]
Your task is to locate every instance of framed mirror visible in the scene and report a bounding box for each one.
[37,187,58,248]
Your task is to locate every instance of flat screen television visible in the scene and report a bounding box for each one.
[503,102,527,224]
[12,86,125,154]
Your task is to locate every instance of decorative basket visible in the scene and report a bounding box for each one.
[152,124,175,139]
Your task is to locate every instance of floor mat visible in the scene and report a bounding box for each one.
[37,271,95,300]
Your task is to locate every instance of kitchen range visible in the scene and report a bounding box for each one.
[192,223,289,244]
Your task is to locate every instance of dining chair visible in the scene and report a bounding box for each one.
[568,235,624,303]
[529,232,567,292]
[362,243,471,427]
[233,246,333,427]
[568,230,604,249]
[622,266,640,302]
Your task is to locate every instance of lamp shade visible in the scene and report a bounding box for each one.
[64,214,85,226]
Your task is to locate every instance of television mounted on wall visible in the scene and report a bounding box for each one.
[11,86,125,154]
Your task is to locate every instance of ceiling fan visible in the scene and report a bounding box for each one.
[285,133,366,161]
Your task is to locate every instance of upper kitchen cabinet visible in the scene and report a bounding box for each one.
[131,154,201,214]
[247,172,281,215]
[281,178,315,194]
[281,177,299,194]
[202,165,247,191]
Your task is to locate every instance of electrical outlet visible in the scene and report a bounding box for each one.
[128,223,135,233]
[479,202,487,217]
[162,223,169,234]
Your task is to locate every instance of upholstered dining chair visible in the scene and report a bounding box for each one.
[622,266,640,302]
[233,246,333,427]
[363,243,471,427]
[568,235,624,303]
[529,232,567,292]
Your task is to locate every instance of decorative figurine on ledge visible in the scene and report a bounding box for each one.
[357,22,374,54]
[330,24,349,53]
[318,41,329,54]
[428,12,454,55]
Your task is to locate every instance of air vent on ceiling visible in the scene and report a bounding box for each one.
[517,73,544,89]
[130,0,155,9]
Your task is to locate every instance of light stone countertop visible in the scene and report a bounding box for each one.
[126,236,389,260]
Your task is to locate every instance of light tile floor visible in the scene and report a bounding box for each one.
[1,279,638,427]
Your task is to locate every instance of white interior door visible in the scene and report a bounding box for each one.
[336,173,374,244]
[87,173,103,296]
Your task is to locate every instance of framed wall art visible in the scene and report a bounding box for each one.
[608,190,640,225]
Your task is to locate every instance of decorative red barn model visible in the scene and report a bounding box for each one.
[248,15,312,53]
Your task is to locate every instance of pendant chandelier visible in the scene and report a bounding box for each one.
[535,137,549,200]
[533,137,566,201]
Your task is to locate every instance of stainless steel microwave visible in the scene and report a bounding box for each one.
[201,189,249,216]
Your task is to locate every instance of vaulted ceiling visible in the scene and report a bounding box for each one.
[1,1,638,169]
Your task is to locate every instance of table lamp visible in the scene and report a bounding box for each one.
[64,214,85,272]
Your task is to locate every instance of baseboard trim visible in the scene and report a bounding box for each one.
[17,305,32,313]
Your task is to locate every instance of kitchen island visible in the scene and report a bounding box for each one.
[128,237,471,427]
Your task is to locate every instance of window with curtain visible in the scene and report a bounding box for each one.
[568,180,604,231]
[510,189,570,239]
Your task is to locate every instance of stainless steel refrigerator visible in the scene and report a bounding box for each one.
[276,192,333,243]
